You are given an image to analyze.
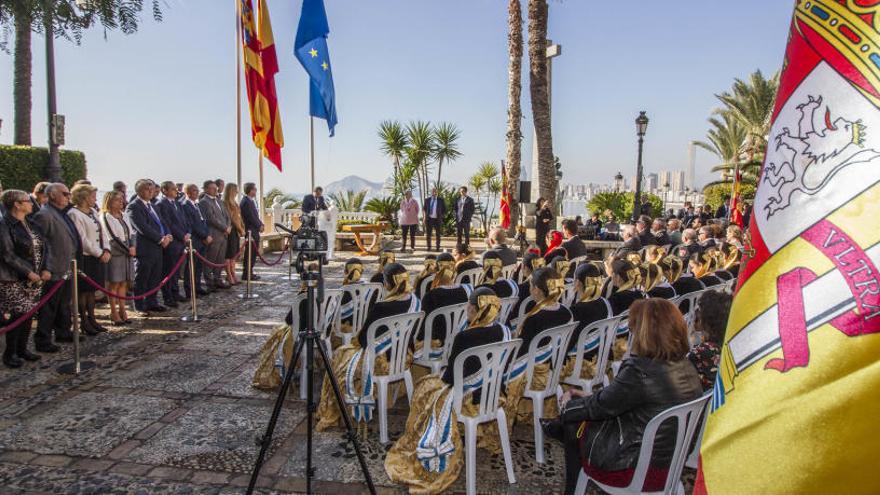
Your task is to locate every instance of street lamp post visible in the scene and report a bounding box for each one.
[631,111,649,223]
[663,182,670,215]
[44,0,62,182]
[614,171,623,193]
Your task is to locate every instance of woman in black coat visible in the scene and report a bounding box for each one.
[534,197,554,254]
[0,190,51,367]
[550,298,703,493]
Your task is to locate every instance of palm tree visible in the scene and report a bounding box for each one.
[716,70,779,162]
[378,120,408,179]
[328,189,367,212]
[527,0,556,209]
[0,0,163,145]
[695,113,753,191]
[390,161,418,199]
[505,0,524,234]
[405,120,434,207]
[432,122,462,189]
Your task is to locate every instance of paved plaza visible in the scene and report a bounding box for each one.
[0,250,694,494]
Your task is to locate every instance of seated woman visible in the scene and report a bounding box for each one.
[385,287,511,493]
[554,298,703,494]
[658,255,683,297]
[563,263,612,376]
[549,254,574,283]
[477,251,519,298]
[338,258,366,336]
[369,250,395,283]
[688,290,731,391]
[672,250,705,297]
[505,266,573,424]
[606,259,646,316]
[644,245,666,265]
[643,262,675,299]
[453,243,480,283]
[511,251,545,322]
[713,241,740,280]
[543,230,564,260]
[417,253,472,357]
[413,254,438,299]
[316,262,420,431]
[690,250,723,288]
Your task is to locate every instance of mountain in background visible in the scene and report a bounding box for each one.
[322,175,386,199]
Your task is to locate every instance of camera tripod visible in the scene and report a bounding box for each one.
[247,255,376,494]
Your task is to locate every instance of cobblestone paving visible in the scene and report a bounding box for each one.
[0,248,694,494]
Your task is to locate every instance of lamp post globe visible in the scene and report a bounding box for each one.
[614,172,624,192]
[632,111,649,222]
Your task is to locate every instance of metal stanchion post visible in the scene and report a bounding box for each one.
[58,259,96,375]
[238,231,259,300]
[181,240,200,322]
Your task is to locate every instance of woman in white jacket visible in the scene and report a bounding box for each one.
[67,184,111,335]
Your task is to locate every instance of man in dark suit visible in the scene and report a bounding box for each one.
[181,183,212,297]
[483,227,518,266]
[27,182,49,221]
[650,218,671,247]
[126,179,173,315]
[31,183,80,352]
[715,198,730,219]
[616,225,643,256]
[453,186,475,247]
[240,182,264,280]
[156,181,190,306]
[636,218,656,247]
[198,180,230,290]
[560,219,588,260]
[423,187,446,252]
[301,186,328,217]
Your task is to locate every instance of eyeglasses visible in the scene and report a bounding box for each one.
[61,192,71,197]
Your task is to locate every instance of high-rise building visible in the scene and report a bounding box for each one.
[645,173,658,192]
[672,170,686,193]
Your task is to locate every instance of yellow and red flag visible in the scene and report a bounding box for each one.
[499,164,511,229]
[696,2,880,494]
[729,167,744,228]
[240,0,284,170]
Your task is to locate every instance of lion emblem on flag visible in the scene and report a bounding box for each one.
[763,95,880,216]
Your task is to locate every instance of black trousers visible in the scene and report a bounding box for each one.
[425,218,442,250]
[184,243,205,296]
[161,243,184,304]
[563,428,582,495]
[242,232,259,277]
[456,221,471,247]
[3,314,32,358]
[35,279,72,345]
[401,224,417,250]
[134,252,162,311]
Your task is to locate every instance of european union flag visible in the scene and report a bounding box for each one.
[294,0,337,136]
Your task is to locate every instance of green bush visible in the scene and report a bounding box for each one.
[703,183,756,211]
[586,191,664,221]
[0,145,87,190]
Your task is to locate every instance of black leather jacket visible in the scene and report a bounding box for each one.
[0,214,48,282]
[561,356,702,471]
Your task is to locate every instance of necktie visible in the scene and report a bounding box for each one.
[147,203,167,236]
[431,198,437,217]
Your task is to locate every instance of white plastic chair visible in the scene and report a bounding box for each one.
[498,296,518,324]
[611,310,631,377]
[418,274,436,298]
[288,290,343,399]
[501,263,518,281]
[413,302,468,375]
[452,339,522,495]
[561,281,577,306]
[362,311,425,443]
[561,315,623,394]
[569,255,588,268]
[521,322,577,463]
[673,289,708,345]
[455,267,483,286]
[574,393,711,495]
[514,295,536,325]
[685,400,710,469]
[334,282,382,347]
[721,277,737,295]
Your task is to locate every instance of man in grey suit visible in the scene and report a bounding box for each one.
[31,183,81,352]
[198,180,230,289]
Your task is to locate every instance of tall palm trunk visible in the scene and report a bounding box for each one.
[528,0,555,209]
[505,0,523,235]
[13,9,33,145]
[435,157,444,190]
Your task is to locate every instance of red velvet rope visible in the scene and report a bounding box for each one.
[255,241,289,266]
[0,279,66,336]
[78,250,188,301]
[192,240,245,268]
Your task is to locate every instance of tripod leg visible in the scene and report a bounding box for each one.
[313,337,378,495]
[247,330,307,495]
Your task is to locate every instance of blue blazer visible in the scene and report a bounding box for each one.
[182,200,210,247]
[156,197,189,244]
[240,196,263,234]
[125,199,166,259]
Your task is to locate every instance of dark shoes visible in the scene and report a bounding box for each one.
[164,301,180,308]
[36,343,60,353]
[148,305,168,313]
[55,333,84,343]
[19,350,41,362]
[3,354,23,368]
[541,418,565,444]
[196,289,210,296]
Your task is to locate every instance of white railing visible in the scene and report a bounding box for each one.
[263,205,380,229]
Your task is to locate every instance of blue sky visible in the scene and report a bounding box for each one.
[0,0,794,194]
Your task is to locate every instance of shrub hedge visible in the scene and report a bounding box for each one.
[0,145,87,190]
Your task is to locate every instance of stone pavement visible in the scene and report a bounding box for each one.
[0,248,694,494]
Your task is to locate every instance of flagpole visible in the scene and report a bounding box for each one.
[235,0,243,188]
[259,152,264,212]
[309,116,315,191]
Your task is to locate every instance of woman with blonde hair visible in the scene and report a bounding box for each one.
[642,262,675,299]
[338,258,366,333]
[101,190,135,325]
[606,259,645,315]
[68,184,111,334]
[316,262,420,431]
[565,262,612,360]
[690,249,723,287]
[477,250,518,298]
[370,249,395,283]
[726,224,744,249]
[413,254,437,299]
[417,253,472,356]
[222,183,244,286]
[385,287,512,493]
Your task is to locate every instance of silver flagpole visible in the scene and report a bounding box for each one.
[310,116,315,191]
[236,0,243,188]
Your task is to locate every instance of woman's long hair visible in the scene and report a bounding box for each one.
[343,258,364,285]
[628,298,690,361]
[611,259,640,292]
[415,254,438,289]
[223,183,244,235]
[431,253,457,289]
[575,263,603,303]
[639,263,663,292]
[382,262,411,301]
[659,255,684,283]
[468,287,501,329]
[545,230,563,255]
[524,267,565,320]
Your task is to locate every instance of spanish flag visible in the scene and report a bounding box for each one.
[499,165,511,229]
[696,1,880,494]
[240,0,284,170]
[729,167,743,229]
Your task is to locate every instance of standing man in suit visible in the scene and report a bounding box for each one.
[454,186,475,247]
[181,184,212,297]
[156,182,190,306]
[715,198,730,220]
[199,180,230,290]
[240,182,264,281]
[125,179,172,315]
[423,187,446,252]
[28,182,49,220]
[31,183,80,352]
[301,186,327,220]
